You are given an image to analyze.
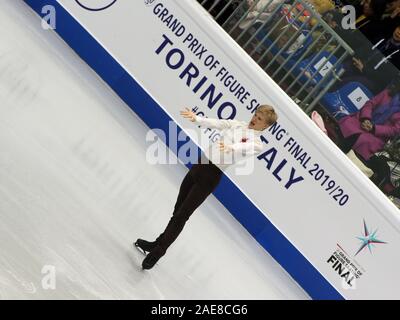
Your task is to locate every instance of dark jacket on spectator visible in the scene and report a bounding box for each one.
[357,34,400,70]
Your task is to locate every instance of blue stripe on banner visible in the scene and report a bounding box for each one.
[23,0,344,300]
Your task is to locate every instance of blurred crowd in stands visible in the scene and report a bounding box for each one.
[198,0,400,206]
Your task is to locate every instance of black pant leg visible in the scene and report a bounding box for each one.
[172,171,197,215]
[155,170,196,243]
[155,163,222,253]
[157,181,216,252]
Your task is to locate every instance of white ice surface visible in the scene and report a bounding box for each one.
[0,0,309,299]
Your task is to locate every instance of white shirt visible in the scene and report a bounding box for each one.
[194,115,264,170]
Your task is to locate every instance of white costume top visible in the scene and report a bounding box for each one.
[194,115,264,170]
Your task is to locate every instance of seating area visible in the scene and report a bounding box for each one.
[198,0,400,206]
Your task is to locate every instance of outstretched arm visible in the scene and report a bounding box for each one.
[180,107,242,130]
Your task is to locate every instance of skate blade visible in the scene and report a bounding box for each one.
[133,242,147,256]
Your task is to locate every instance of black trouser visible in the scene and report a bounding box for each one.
[155,162,223,253]
[335,128,392,190]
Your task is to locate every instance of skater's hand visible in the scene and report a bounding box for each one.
[180,108,196,122]
[219,142,232,152]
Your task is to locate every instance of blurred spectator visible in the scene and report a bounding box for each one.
[239,0,283,30]
[357,0,400,40]
[350,0,388,38]
[323,9,379,49]
[198,0,239,25]
[320,9,364,53]
[324,0,390,39]
[335,79,400,196]
[357,0,387,21]
[329,25,400,93]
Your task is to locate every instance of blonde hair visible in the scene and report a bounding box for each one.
[256,105,278,126]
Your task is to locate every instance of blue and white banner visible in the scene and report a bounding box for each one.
[24,0,400,299]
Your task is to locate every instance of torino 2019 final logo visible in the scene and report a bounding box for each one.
[75,0,117,11]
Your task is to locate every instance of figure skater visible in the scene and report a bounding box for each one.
[135,105,278,270]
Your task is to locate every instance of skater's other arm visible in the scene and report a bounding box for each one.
[180,108,242,130]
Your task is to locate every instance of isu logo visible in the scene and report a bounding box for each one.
[75,0,117,11]
[355,220,387,256]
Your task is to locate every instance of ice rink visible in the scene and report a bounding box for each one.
[0,0,309,299]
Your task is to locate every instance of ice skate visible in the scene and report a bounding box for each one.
[134,238,158,255]
[141,246,165,270]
